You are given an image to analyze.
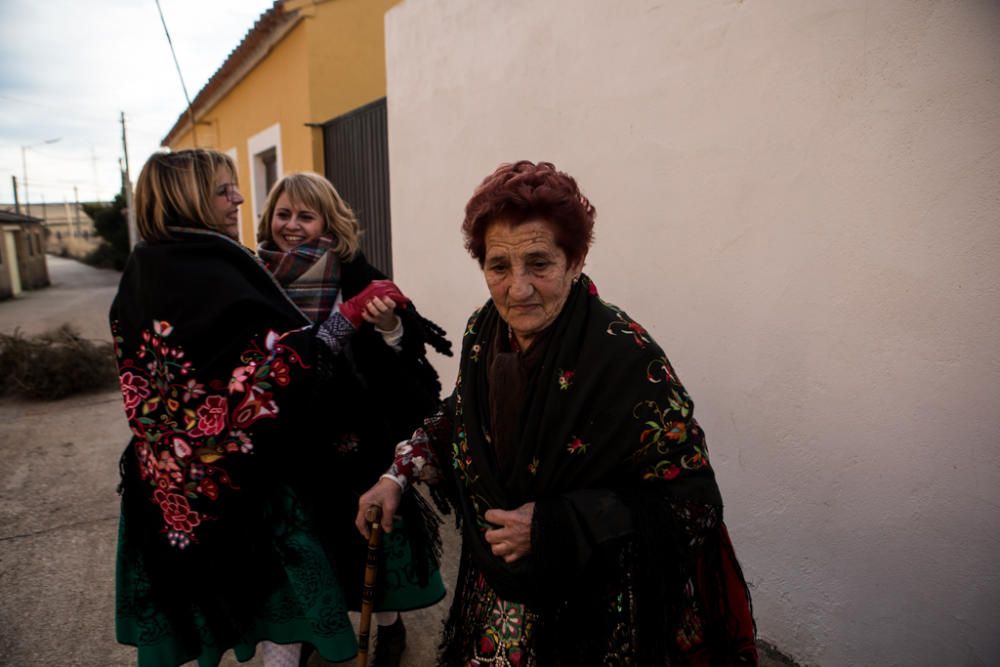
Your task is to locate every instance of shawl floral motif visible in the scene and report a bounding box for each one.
[391,274,756,664]
[114,320,308,549]
[111,228,338,558]
[450,275,721,600]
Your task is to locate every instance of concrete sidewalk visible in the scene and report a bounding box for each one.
[0,256,790,667]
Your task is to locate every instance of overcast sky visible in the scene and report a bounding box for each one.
[0,0,276,208]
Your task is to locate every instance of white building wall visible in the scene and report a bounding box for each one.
[385,1,1000,664]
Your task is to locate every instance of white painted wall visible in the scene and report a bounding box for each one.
[385,1,1000,664]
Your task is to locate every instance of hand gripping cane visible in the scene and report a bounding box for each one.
[356,505,384,667]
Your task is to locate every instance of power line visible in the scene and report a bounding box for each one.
[154,0,198,145]
[0,95,115,124]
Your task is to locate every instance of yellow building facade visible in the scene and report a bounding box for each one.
[164,0,400,246]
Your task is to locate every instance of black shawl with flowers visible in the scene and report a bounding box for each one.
[111,228,358,646]
[439,275,755,665]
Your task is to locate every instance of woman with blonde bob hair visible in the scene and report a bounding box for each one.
[134,148,243,242]
[111,149,416,667]
[257,170,360,260]
[256,171,452,667]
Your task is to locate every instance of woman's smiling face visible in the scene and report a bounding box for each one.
[270,191,325,251]
[483,219,582,351]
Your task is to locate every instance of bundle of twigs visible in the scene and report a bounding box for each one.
[0,324,118,399]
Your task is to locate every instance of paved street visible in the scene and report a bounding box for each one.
[0,256,787,667]
[0,255,121,342]
[0,257,133,666]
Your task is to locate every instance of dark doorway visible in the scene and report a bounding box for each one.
[322,98,392,276]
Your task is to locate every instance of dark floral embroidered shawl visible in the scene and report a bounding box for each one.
[438,275,756,665]
[111,227,354,643]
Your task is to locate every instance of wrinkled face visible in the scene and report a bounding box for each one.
[270,191,325,251]
[212,167,243,239]
[483,219,583,350]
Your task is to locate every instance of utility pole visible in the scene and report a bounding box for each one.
[20,137,60,219]
[12,176,21,215]
[73,186,81,237]
[64,198,72,238]
[120,111,138,249]
[91,146,100,201]
[21,147,30,218]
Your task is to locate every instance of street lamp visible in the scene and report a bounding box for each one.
[21,137,61,218]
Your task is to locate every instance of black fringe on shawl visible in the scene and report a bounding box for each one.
[432,482,755,666]
[695,525,758,665]
[400,487,445,585]
[627,485,700,665]
[407,309,453,358]
[627,486,757,665]
[436,550,478,667]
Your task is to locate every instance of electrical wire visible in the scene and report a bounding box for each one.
[154,0,198,145]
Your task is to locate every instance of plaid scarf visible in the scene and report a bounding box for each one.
[257,236,341,323]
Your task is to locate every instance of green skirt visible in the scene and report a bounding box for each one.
[116,487,445,667]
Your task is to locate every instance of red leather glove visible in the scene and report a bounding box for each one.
[339,280,411,328]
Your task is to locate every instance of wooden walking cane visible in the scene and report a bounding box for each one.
[356,505,384,667]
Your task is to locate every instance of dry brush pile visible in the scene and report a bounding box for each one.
[0,324,119,400]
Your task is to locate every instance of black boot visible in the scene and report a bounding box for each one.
[372,616,406,667]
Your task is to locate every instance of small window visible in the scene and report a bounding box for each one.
[247,123,283,236]
[260,148,278,194]
[252,147,279,224]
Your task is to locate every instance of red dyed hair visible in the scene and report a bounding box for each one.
[462,161,595,267]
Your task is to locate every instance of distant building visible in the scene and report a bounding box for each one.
[162,0,399,274]
[0,210,50,299]
[8,201,97,251]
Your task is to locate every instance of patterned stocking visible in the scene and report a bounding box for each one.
[260,641,302,667]
[374,611,400,627]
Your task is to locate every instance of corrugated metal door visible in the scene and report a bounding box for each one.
[322,98,392,276]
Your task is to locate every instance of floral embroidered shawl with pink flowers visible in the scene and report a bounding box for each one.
[114,319,307,549]
[110,228,329,555]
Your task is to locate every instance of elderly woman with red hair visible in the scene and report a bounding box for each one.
[357,161,757,666]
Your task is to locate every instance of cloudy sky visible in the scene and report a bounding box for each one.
[0,0,276,208]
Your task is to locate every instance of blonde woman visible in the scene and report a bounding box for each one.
[112,150,411,667]
[257,172,451,667]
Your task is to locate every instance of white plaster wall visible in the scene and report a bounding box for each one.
[385,1,1000,664]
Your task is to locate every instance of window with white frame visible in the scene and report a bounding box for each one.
[246,123,283,238]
